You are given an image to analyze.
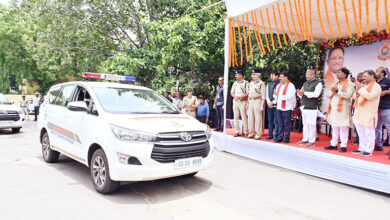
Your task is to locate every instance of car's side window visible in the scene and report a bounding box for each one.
[74,86,98,116]
[48,86,62,105]
[74,86,91,106]
[56,85,76,107]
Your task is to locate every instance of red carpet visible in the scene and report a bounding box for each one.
[219,129,390,165]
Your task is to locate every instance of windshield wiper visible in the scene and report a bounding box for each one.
[161,111,180,114]
[131,112,158,114]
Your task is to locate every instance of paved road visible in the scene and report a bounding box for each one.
[1,121,389,220]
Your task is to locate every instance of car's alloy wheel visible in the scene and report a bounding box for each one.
[92,156,106,188]
[41,132,59,163]
[90,149,119,194]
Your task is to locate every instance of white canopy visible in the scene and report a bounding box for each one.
[224,0,389,42]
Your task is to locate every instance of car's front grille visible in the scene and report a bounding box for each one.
[0,111,20,121]
[151,131,210,163]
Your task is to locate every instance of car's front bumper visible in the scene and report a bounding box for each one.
[107,139,214,181]
[0,115,25,129]
[110,153,213,181]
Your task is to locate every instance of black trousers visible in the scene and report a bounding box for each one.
[216,105,224,130]
[197,116,207,124]
[277,110,292,141]
[34,106,40,121]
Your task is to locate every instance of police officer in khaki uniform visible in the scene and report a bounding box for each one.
[182,88,198,117]
[20,95,30,121]
[231,70,249,137]
[247,69,266,139]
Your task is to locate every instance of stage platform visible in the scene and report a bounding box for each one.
[211,129,390,194]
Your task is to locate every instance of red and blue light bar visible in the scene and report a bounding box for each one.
[82,72,136,83]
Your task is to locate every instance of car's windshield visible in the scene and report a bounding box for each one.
[92,87,180,114]
[0,93,12,104]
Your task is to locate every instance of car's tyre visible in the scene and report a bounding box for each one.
[11,128,21,133]
[41,132,59,163]
[90,149,119,194]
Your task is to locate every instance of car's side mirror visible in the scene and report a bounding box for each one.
[67,101,88,112]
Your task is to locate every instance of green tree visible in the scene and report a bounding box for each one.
[0,4,39,93]
[101,0,226,98]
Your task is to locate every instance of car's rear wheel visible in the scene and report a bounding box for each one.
[41,132,59,163]
[90,149,119,194]
[11,128,21,133]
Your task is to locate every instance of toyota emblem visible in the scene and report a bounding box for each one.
[180,132,192,142]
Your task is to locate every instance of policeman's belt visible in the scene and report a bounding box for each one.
[249,97,261,100]
[186,109,195,112]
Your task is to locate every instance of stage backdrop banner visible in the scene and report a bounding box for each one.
[320,40,390,113]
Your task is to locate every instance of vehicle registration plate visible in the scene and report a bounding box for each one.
[0,121,14,126]
[174,157,202,169]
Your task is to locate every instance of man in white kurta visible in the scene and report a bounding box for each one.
[352,70,382,156]
[325,68,355,152]
[297,69,323,147]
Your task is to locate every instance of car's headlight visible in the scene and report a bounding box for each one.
[206,125,211,139]
[18,110,23,114]
[111,125,156,142]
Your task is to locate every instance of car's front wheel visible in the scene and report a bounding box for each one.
[41,132,59,163]
[90,149,119,194]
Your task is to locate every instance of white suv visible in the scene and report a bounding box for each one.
[37,75,213,194]
[0,93,25,133]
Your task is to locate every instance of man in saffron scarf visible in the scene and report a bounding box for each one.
[352,70,382,156]
[273,72,296,143]
[325,67,355,152]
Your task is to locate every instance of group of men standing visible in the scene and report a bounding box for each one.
[230,66,390,158]
[323,67,389,157]
[166,88,212,125]
[231,69,297,143]
[19,92,44,121]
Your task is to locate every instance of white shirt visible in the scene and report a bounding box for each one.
[276,82,296,111]
[298,82,323,109]
[33,97,40,107]
[266,83,277,105]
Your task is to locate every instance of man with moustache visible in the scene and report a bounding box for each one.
[265,72,280,140]
[273,72,296,143]
[297,69,323,147]
[325,67,355,152]
[352,70,382,156]
[213,76,225,131]
[247,69,266,140]
[231,70,249,137]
